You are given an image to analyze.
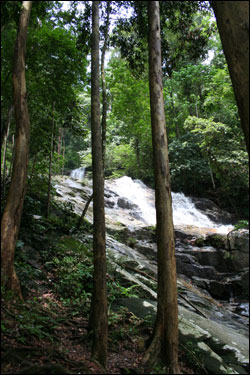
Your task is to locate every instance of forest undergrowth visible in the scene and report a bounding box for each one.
[1,199,206,374]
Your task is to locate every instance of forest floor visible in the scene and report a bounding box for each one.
[1,294,203,374]
[1,205,206,374]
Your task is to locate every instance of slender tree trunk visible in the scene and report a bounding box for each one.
[8,134,15,179]
[77,1,110,241]
[101,1,111,171]
[45,103,55,218]
[208,161,216,190]
[57,127,62,155]
[1,104,14,151]
[1,1,32,299]
[62,137,65,175]
[211,1,249,155]
[74,193,93,232]
[206,146,216,190]
[169,84,180,139]
[29,151,38,184]
[144,2,179,373]
[57,127,63,174]
[2,117,11,199]
[89,1,108,369]
[135,137,141,175]
[1,108,11,174]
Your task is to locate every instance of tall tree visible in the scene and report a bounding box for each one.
[100,1,111,169]
[210,1,249,155]
[1,1,32,299]
[88,1,108,369]
[144,1,179,373]
[45,102,55,218]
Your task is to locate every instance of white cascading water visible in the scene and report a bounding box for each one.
[70,167,86,180]
[109,176,232,233]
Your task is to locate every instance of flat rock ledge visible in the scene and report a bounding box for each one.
[113,298,249,375]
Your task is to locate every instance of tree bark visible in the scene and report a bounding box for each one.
[101,2,111,171]
[45,103,55,218]
[8,134,15,179]
[144,2,179,373]
[89,1,108,369]
[1,106,13,176]
[1,104,14,151]
[211,1,249,155]
[57,127,63,155]
[1,1,32,299]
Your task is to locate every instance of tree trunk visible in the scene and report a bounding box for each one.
[45,104,55,218]
[29,151,38,184]
[57,127,63,174]
[1,106,12,175]
[89,1,108,369]
[1,116,10,199]
[211,1,249,155]
[1,104,14,152]
[144,2,179,373]
[135,137,141,176]
[1,1,32,299]
[101,1,111,171]
[8,134,15,179]
[62,139,65,175]
[1,104,14,150]
[57,127,62,155]
[74,193,93,232]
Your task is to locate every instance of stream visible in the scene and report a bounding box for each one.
[53,169,249,373]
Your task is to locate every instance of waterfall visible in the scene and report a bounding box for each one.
[108,176,233,233]
[70,167,86,180]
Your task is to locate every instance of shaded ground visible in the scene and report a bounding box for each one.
[1,291,204,374]
[1,205,206,374]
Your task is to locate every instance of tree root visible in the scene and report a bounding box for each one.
[17,363,71,374]
[143,331,180,374]
[142,329,161,368]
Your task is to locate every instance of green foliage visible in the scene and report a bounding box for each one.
[111,2,213,76]
[105,54,153,181]
[17,309,55,343]
[15,259,44,286]
[168,134,211,195]
[107,278,140,305]
[183,116,249,215]
[3,298,59,344]
[234,220,249,230]
[205,234,225,249]
[47,237,93,311]
[105,143,137,178]
[223,251,235,261]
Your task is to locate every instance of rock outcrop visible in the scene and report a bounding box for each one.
[113,298,249,375]
[53,175,249,374]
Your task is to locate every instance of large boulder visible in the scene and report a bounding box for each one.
[113,298,249,374]
[117,197,138,210]
[191,197,237,225]
[226,230,249,271]
[175,252,220,280]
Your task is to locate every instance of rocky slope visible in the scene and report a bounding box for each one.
[53,174,249,374]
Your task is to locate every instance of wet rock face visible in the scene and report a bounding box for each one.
[173,225,249,301]
[117,197,139,210]
[226,230,249,271]
[175,253,220,280]
[54,174,249,373]
[191,197,237,225]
